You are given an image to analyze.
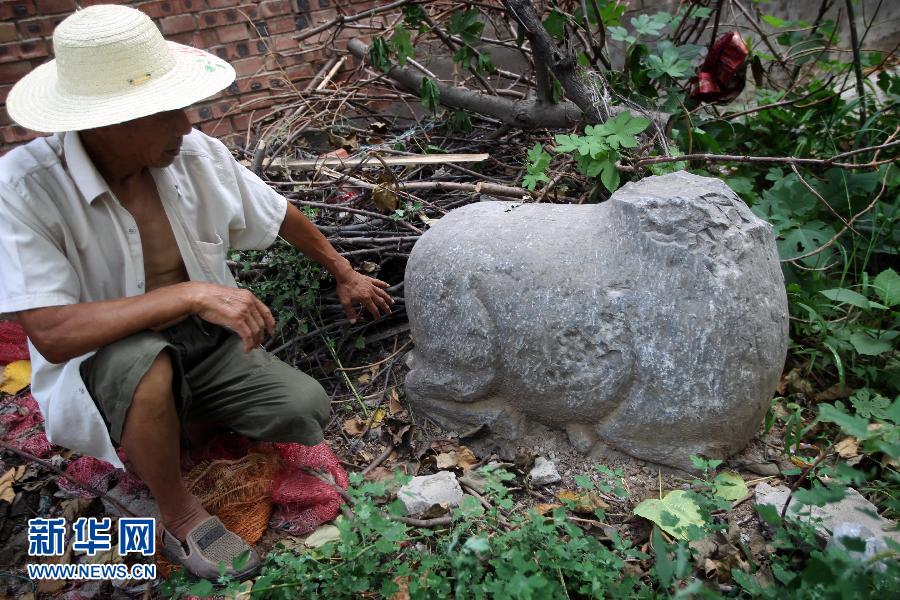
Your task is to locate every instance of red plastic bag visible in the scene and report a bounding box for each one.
[690,32,749,103]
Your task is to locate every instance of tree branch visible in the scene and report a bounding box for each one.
[501,0,611,122]
[347,38,582,129]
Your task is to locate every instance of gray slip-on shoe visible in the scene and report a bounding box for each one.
[161,516,261,581]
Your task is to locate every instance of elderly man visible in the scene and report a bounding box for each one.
[0,5,391,579]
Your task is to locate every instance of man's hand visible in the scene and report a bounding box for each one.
[335,270,394,324]
[191,284,276,352]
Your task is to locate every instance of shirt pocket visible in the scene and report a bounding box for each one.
[194,234,237,287]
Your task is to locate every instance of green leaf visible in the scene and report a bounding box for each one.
[304,524,341,548]
[847,331,893,356]
[463,536,490,554]
[762,14,787,28]
[419,77,441,113]
[630,14,665,36]
[633,490,705,540]
[873,268,900,306]
[232,548,251,570]
[817,403,873,439]
[389,25,414,66]
[543,10,567,40]
[369,37,391,73]
[553,133,581,154]
[651,526,674,587]
[598,156,620,192]
[713,471,749,501]
[819,288,875,310]
[850,389,892,420]
[188,580,214,597]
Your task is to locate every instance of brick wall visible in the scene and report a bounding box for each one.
[0,0,381,153]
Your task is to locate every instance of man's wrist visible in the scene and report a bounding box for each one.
[329,256,355,283]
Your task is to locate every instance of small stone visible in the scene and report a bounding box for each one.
[755,483,900,549]
[398,471,464,516]
[101,483,159,521]
[828,523,889,572]
[528,457,561,487]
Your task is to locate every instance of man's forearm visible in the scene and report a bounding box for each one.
[17,282,199,363]
[278,203,354,281]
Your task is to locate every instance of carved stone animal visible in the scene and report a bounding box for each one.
[403,171,788,469]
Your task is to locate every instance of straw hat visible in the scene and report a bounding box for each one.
[7,4,235,132]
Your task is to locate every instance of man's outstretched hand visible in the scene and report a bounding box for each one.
[335,270,394,323]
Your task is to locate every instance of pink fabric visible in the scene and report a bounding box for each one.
[270,442,349,535]
[0,320,29,364]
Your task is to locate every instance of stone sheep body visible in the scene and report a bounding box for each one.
[403,171,788,469]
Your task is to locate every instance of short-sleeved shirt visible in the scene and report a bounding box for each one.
[0,129,288,467]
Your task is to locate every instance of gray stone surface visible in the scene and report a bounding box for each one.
[528,457,561,486]
[404,171,788,469]
[755,482,900,548]
[398,471,464,515]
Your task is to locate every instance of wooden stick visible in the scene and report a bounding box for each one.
[0,439,137,518]
[263,153,491,171]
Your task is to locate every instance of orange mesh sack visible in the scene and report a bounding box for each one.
[185,449,280,543]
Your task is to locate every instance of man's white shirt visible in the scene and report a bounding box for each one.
[0,129,287,466]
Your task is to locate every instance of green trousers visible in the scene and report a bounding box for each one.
[80,316,330,446]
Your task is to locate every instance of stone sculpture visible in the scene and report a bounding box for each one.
[404,171,788,469]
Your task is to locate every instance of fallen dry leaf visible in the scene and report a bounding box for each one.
[388,388,404,416]
[814,382,853,402]
[419,214,439,227]
[360,261,378,273]
[534,503,562,516]
[372,184,398,212]
[434,446,478,470]
[390,576,410,600]
[435,452,458,469]
[835,436,859,458]
[0,360,31,394]
[356,372,371,385]
[364,466,395,483]
[343,417,367,437]
[0,466,25,504]
[557,490,611,515]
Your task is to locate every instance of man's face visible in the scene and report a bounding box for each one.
[93,109,193,169]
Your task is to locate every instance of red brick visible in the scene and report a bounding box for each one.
[0,84,11,103]
[0,43,21,63]
[186,103,215,123]
[231,55,264,77]
[260,0,291,18]
[231,112,253,132]
[236,91,274,110]
[268,33,297,52]
[0,60,32,84]
[160,14,196,35]
[1,124,39,145]
[209,39,259,60]
[19,39,49,60]
[200,117,233,136]
[216,23,250,43]
[35,0,77,14]
[207,0,240,8]
[238,4,260,19]
[137,1,178,19]
[265,16,296,35]
[17,16,65,39]
[282,63,314,82]
[0,23,17,43]
[0,2,36,21]
[197,8,241,29]
[79,0,129,6]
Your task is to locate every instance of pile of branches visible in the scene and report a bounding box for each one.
[223,0,896,403]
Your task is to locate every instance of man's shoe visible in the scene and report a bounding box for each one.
[161,515,261,581]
